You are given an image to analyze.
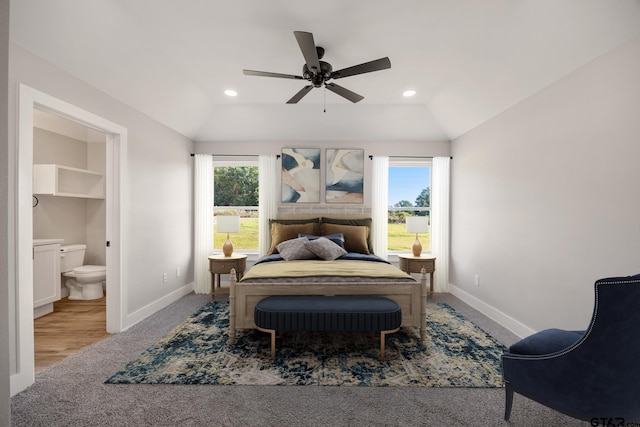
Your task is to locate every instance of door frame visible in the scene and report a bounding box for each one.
[11,84,127,395]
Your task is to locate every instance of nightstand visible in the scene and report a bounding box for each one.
[208,254,247,300]
[398,254,436,295]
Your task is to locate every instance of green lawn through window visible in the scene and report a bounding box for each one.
[214,219,430,253]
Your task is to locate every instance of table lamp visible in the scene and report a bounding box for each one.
[406,216,429,257]
[217,215,240,257]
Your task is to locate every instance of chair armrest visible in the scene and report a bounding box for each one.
[507,328,584,356]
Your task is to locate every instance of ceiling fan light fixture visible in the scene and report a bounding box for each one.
[243,31,391,104]
[224,89,238,97]
[403,90,416,97]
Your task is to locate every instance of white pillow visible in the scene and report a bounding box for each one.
[276,237,317,261]
[305,237,347,261]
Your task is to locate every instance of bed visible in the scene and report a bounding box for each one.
[227,217,429,343]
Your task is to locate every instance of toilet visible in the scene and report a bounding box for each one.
[60,244,106,300]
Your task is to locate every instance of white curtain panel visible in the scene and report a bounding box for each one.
[193,154,213,294]
[432,156,451,293]
[259,154,278,256]
[371,156,389,259]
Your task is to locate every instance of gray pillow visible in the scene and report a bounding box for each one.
[306,237,347,261]
[299,233,345,248]
[276,237,316,261]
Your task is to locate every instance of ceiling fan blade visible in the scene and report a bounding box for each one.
[286,85,314,104]
[243,69,303,80]
[294,31,321,75]
[325,83,364,103]
[330,57,391,79]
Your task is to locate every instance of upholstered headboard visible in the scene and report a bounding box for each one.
[268,215,374,255]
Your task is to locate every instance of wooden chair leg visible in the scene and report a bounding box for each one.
[505,383,514,421]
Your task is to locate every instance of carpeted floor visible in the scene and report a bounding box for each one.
[106,302,506,387]
[10,293,585,426]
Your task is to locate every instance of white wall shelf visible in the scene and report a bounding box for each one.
[33,164,105,199]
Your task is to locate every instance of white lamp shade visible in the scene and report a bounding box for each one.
[216,215,240,233]
[406,216,429,234]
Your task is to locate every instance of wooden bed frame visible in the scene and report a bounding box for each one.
[228,268,428,344]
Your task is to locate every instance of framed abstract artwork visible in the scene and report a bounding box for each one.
[325,148,364,203]
[281,148,321,203]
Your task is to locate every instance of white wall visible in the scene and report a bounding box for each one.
[196,140,450,157]
[8,44,195,379]
[1,0,11,422]
[34,127,88,166]
[450,35,640,334]
[87,137,107,266]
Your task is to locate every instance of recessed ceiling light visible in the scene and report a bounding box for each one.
[403,90,416,97]
[224,89,238,97]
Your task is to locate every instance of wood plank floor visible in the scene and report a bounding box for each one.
[34,296,110,373]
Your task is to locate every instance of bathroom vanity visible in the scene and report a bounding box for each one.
[33,238,63,318]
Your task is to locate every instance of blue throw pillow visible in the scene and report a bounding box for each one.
[299,233,345,249]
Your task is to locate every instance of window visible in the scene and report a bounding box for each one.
[213,160,259,252]
[388,160,431,252]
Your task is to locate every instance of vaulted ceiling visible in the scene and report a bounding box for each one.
[10,0,640,142]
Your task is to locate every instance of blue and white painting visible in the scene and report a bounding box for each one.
[325,149,364,203]
[281,148,320,203]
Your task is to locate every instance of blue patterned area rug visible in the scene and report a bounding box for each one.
[105,302,506,387]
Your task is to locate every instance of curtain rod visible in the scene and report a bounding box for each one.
[368,155,453,160]
[190,154,262,157]
[191,154,283,160]
[190,153,450,159]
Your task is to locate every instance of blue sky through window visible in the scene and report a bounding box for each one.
[388,166,431,207]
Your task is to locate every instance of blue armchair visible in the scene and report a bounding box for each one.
[502,274,640,422]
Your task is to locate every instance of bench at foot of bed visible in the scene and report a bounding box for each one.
[253,295,402,361]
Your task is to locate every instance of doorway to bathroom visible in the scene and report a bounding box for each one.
[32,109,110,372]
[12,85,127,395]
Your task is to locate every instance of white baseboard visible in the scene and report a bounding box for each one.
[33,303,54,319]
[448,284,535,339]
[10,372,34,397]
[122,282,194,331]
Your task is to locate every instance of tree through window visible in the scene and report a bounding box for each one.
[213,163,259,251]
[388,162,431,252]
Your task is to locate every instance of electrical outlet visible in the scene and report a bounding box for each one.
[163,272,168,283]
[176,267,181,278]
[474,275,480,286]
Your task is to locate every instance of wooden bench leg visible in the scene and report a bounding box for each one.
[380,327,401,361]
[255,327,400,361]
[256,326,276,360]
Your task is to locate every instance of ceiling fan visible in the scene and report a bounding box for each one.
[243,31,391,104]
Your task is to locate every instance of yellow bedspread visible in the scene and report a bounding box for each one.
[240,260,412,281]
